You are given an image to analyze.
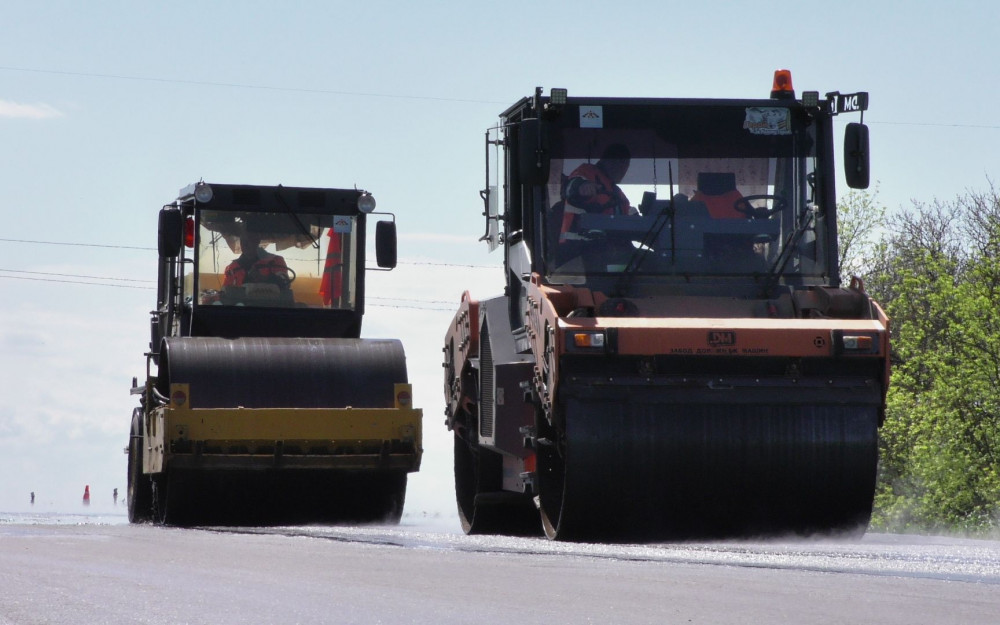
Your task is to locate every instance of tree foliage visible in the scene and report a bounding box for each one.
[842,185,1000,534]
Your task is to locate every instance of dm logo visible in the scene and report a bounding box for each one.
[708,331,736,347]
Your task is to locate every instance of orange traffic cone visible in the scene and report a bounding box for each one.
[83,485,91,506]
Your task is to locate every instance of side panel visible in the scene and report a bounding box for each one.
[145,406,166,475]
[479,298,535,458]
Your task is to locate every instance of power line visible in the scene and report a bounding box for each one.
[0,65,506,106]
[6,65,1000,130]
[0,236,496,268]
[396,259,496,269]
[0,268,154,284]
[0,273,458,310]
[368,302,454,312]
[368,295,455,306]
[0,271,460,310]
[868,120,1000,130]
[0,237,153,251]
[0,273,151,290]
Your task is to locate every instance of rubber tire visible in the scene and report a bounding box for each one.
[535,418,569,541]
[127,409,153,523]
[454,434,540,536]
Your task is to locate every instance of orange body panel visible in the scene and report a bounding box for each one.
[523,274,890,421]
[563,316,886,358]
[443,291,481,427]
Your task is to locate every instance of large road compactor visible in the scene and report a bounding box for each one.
[129,182,421,525]
[444,71,887,541]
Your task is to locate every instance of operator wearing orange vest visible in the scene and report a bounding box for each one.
[560,143,636,242]
[223,230,291,287]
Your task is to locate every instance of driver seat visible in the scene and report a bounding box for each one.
[691,172,744,219]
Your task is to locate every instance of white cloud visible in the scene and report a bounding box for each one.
[0,99,64,120]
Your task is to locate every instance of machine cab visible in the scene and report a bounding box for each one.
[154,183,396,347]
[486,75,870,300]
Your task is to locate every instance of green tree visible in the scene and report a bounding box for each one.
[836,184,886,283]
[854,187,1000,534]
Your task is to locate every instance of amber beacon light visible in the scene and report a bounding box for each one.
[770,69,795,98]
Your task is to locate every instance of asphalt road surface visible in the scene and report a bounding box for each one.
[2,516,998,624]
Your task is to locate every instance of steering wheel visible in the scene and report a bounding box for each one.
[733,194,788,219]
[276,267,296,288]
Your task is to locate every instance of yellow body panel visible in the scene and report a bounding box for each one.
[169,406,420,441]
[145,383,422,473]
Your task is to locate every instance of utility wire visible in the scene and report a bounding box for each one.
[868,120,1000,130]
[0,268,154,283]
[0,236,496,268]
[0,237,153,251]
[5,66,1000,129]
[368,295,455,306]
[368,303,455,312]
[0,273,457,310]
[0,273,151,290]
[398,259,496,269]
[0,271,460,310]
[0,65,507,105]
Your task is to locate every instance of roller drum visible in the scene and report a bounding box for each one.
[158,337,408,408]
[149,337,412,526]
[542,382,880,541]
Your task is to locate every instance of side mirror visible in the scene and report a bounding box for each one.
[844,122,870,189]
[375,220,397,269]
[158,207,184,258]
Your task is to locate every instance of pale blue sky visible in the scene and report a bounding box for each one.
[2,1,998,514]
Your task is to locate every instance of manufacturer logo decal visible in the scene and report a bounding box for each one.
[580,106,603,128]
[744,107,791,135]
[708,331,737,347]
[333,217,352,234]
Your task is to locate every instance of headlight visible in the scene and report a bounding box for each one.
[833,331,880,355]
[572,332,605,349]
[358,193,376,213]
[194,182,213,203]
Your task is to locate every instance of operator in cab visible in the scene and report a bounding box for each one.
[555,143,642,274]
[559,143,637,243]
[223,229,291,288]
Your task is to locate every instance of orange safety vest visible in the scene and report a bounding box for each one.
[223,251,289,286]
[560,163,632,241]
